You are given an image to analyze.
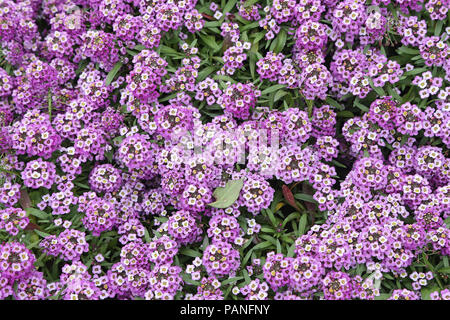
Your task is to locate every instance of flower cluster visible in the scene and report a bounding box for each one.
[202,242,241,278]
[21,158,57,189]
[0,242,36,281]
[0,208,29,236]
[40,229,89,262]
[218,82,261,120]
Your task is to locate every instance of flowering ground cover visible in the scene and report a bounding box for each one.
[0,0,449,301]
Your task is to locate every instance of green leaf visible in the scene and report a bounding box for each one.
[286,243,296,258]
[386,86,402,101]
[384,273,394,280]
[104,151,113,163]
[363,44,371,55]
[223,0,237,13]
[325,97,345,110]
[411,54,423,61]
[331,160,347,168]
[242,249,254,266]
[34,230,51,238]
[180,248,202,258]
[242,269,251,284]
[444,217,450,228]
[259,234,278,245]
[355,264,365,275]
[260,84,286,96]
[47,89,52,121]
[421,285,440,300]
[434,21,443,36]
[74,182,90,189]
[126,49,138,56]
[252,241,273,251]
[437,266,450,274]
[354,100,369,112]
[276,240,282,254]
[182,273,201,286]
[159,45,182,56]
[204,21,222,28]
[199,34,221,52]
[222,276,244,286]
[197,66,217,81]
[112,136,124,144]
[214,74,235,83]
[105,61,123,86]
[274,29,287,53]
[240,21,260,32]
[133,44,146,51]
[144,228,151,243]
[397,46,420,55]
[251,31,266,44]
[374,293,391,300]
[294,193,317,203]
[298,214,307,236]
[281,212,300,228]
[208,179,244,208]
[401,86,415,104]
[264,208,277,227]
[403,67,427,77]
[369,79,386,96]
[249,54,256,80]
[240,237,254,251]
[337,111,354,118]
[243,0,259,8]
[26,208,49,220]
[274,90,288,102]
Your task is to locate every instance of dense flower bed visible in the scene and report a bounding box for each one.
[0,0,449,300]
